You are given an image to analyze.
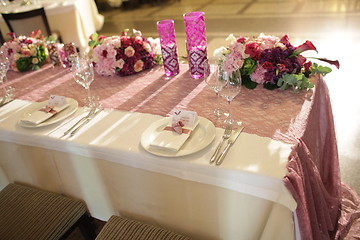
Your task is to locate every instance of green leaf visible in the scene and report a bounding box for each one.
[241,75,257,89]
[310,62,332,75]
[88,40,97,47]
[16,57,32,72]
[240,58,257,76]
[91,32,99,41]
[277,73,314,91]
[263,82,278,90]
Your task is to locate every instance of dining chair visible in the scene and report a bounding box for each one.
[95,215,192,240]
[2,7,59,40]
[0,183,96,240]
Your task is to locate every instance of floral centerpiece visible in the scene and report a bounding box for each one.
[88,29,160,77]
[214,33,339,91]
[0,31,49,72]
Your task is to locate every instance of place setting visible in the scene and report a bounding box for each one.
[141,109,216,157]
[16,55,103,137]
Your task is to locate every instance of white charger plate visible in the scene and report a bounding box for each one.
[18,98,78,128]
[141,116,216,157]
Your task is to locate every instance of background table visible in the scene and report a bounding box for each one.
[0,0,104,52]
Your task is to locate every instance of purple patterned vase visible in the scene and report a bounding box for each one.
[157,19,180,77]
[183,11,208,79]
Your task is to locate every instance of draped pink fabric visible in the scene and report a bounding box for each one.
[5,64,360,239]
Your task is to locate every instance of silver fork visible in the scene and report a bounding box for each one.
[63,108,96,137]
[69,108,102,137]
[210,124,233,164]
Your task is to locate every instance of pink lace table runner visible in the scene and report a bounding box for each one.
[5,63,359,239]
[6,64,312,142]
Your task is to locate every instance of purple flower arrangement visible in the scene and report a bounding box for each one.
[214,33,339,90]
[89,30,160,77]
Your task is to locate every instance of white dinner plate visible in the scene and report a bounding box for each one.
[141,116,216,157]
[18,98,78,128]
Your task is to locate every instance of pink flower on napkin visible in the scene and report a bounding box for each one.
[172,121,184,134]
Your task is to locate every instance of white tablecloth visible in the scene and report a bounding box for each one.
[0,0,104,52]
[0,100,297,239]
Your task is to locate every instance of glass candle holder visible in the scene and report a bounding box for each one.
[183,11,208,79]
[157,19,180,77]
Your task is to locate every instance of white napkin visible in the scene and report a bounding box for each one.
[150,119,199,152]
[20,102,69,125]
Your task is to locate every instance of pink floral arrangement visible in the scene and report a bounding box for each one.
[0,31,49,72]
[89,29,159,76]
[214,33,339,90]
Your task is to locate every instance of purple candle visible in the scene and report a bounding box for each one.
[157,19,180,77]
[183,11,208,79]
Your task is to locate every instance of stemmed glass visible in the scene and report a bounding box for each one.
[70,56,100,109]
[218,67,242,125]
[0,53,14,104]
[203,59,228,120]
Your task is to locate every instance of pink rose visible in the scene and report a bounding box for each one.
[134,36,143,45]
[124,46,135,57]
[115,59,125,70]
[21,49,31,57]
[134,60,144,72]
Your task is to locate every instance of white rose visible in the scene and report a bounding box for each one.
[213,46,227,58]
[225,34,237,44]
[32,58,39,64]
[14,53,21,61]
[30,48,37,56]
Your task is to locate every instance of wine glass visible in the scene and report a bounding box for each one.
[219,68,242,125]
[0,52,14,104]
[70,56,100,109]
[203,59,229,120]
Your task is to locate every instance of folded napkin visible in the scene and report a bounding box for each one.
[150,118,199,152]
[20,96,69,125]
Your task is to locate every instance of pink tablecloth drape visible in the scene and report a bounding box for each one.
[5,64,360,239]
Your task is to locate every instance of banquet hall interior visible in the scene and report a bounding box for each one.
[96,0,360,194]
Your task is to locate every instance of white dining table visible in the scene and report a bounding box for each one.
[0,0,104,52]
[0,98,298,240]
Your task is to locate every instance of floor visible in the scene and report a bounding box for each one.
[97,0,360,194]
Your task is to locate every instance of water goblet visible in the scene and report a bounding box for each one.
[219,68,242,125]
[203,59,229,120]
[0,52,14,103]
[70,56,100,109]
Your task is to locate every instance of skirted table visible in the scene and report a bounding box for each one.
[0,63,358,239]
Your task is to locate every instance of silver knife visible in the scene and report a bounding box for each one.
[70,109,103,137]
[0,98,13,108]
[216,126,244,166]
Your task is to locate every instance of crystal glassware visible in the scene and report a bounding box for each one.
[183,11,208,79]
[0,52,15,102]
[157,19,180,77]
[219,68,242,125]
[70,56,100,109]
[203,59,228,120]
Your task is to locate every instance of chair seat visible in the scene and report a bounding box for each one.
[0,183,89,240]
[95,215,191,240]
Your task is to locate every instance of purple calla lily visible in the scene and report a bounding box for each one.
[293,40,318,55]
